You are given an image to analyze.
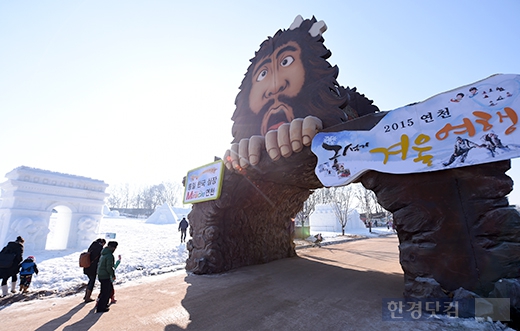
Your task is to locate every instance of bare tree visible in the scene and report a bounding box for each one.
[295,189,322,227]
[329,185,355,235]
[134,191,144,209]
[313,187,333,205]
[107,181,183,210]
[138,184,162,210]
[137,181,184,210]
[107,183,130,209]
[356,185,374,227]
[161,181,183,207]
[120,183,132,209]
[370,189,384,215]
[107,188,122,208]
[355,185,386,228]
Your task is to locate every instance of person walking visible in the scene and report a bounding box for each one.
[95,254,121,307]
[19,255,39,293]
[110,254,121,304]
[178,217,189,243]
[0,236,24,296]
[96,241,118,313]
[83,238,106,303]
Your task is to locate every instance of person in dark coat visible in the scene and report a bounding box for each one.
[96,241,118,313]
[0,236,24,296]
[178,217,189,243]
[83,238,106,303]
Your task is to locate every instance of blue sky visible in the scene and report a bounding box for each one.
[2,1,520,202]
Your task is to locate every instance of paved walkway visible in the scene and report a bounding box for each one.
[0,235,505,330]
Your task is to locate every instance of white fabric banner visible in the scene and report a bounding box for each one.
[311,74,520,187]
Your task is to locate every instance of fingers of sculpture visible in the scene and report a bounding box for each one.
[223,143,240,171]
[248,135,265,166]
[224,148,233,170]
[266,130,281,161]
[225,116,323,170]
[302,116,323,146]
[277,123,292,158]
[238,138,250,169]
[289,118,304,153]
[266,116,322,160]
[224,137,265,171]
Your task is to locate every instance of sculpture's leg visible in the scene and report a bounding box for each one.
[360,160,520,298]
[186,170,310,274]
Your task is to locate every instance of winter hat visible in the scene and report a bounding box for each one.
[27,256,35,261]
[107,241,118,248]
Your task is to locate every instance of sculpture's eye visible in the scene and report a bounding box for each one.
[280,56,294,67]
[256,69,268,82]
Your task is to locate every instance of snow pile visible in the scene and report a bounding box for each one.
[310,204,366,232]
[145,203,179,224]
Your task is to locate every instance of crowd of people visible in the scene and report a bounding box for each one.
[0,236,37,296]
[0,217,190,313]
[0,235,120,314]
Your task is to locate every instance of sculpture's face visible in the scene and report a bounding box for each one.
[248,41,305,135]
[231,17,356,142]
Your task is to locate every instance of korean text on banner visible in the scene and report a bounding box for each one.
[311,74,520,187]
[183,160,225,204]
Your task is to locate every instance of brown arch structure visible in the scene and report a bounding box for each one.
[185,16,520,322]
[186,129,520,318]
[186,115,520,294]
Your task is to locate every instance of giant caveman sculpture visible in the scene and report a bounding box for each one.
[186,16,520,319]
[187,16,377,274]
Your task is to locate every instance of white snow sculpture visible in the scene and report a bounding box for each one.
[146,203,178,224]
[103,204,111,216]
[103,204,120,218]
[309,204,366,233]
[8,217,50,252]
[77,216,98,248]
[0,166,109,251]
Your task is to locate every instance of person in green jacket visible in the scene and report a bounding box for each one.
[96,241,118,313]
[96,254,121,306]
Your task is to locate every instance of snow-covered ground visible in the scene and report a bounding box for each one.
[28,217,189,293]
[1,217,514,330]
[21,217,389,293]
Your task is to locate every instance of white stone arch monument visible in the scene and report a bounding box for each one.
[0,166,109,251]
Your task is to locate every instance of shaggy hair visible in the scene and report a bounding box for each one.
[231,16,378,142]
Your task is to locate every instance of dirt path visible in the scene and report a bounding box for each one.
[0,235,504,330]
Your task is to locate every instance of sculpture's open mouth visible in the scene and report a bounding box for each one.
[267,112,289,132]
[261,104,294,135]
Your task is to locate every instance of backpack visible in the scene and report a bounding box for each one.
[79,252,91,268]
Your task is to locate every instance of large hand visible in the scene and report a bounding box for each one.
[224,135,265,171]
[266,116,323,161]
[224,116,322,171]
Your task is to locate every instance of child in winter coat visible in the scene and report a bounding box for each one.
[19,256,39,293]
